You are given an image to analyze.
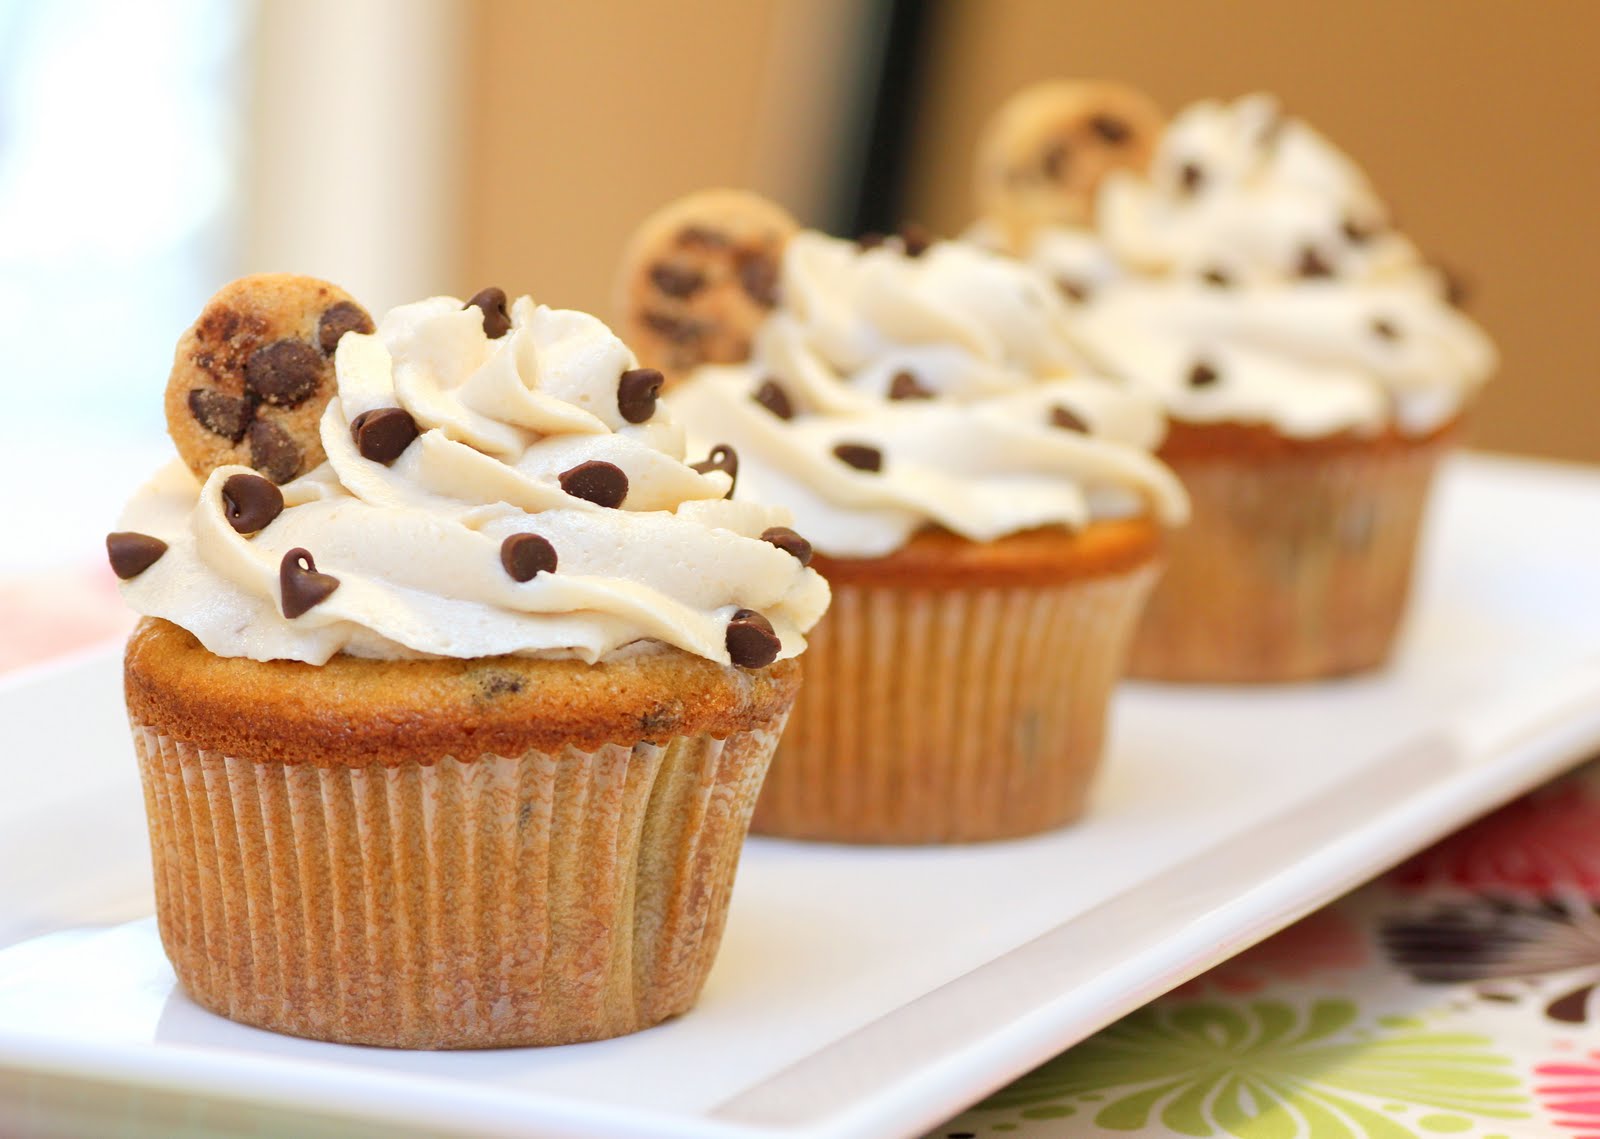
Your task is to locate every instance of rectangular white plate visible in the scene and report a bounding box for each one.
[2,453,1600,1139]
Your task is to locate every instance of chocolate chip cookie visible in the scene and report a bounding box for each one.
[976,80,1166,252]
[615,190,798,379]
[166,274,373,484]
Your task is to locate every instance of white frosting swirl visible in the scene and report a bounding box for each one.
[669,232,1188,559]
[1007,94,1496,438]
[118,296,830,665]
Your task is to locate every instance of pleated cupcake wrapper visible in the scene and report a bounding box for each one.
[132,716,785,1049]
[754,563,1159,844]
[1130,436,1451,682]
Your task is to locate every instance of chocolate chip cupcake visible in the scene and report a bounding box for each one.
[112,278,828,1047]
[623,196,1188,843]
[975,88,1496,681]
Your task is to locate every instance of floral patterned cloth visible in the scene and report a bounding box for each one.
[934,760,1600,1138]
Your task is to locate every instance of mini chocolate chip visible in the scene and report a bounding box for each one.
[1090,113,1131,144]
[466,287,511,338]
[221,472,284,534]
[617,367,664,424]
[1437,264,1471,308]
[690,444,739,495]
[350,407,419,464]
[1341,216,1376,245]
[760,526,812,566]
[559,460,629,508]
[188,389,252,442]
[857,231,887,250]
[726,608,780,669]
[887,370,934,401]
[753,378,794,420]
[1041,140,1070,180]
[736,251,780,307]
[833,442,883,472]
[1050,405,1089,432]
[317,301,374,355]
[1371,317,1401,341]
[1188,360,1221,388]
[500,533,558,581]
[106,532,167,579]
[1056,278,1092,303]
[900,222,933,257]
[1201,267,1233,288]
[649,262,706,299]
[677,224,729,249]
[1179,162,1205,194]
[280,547,339,618]
[1297,246,1335,279]
[248,419,302,483]
[643,309,705,345]
[245,340,323,407]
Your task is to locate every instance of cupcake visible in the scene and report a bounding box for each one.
[616,193,1188,844]
[110,275,828,1047]
[975,85,1497,681]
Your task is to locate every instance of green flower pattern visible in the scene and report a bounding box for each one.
[968,999,1528,1138]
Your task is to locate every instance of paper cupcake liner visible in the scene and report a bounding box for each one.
[1130,434,1451,682]
[132,716,785,1049]
[753,564,1159,843]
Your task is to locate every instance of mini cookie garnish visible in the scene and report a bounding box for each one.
[559,460,629,508]
[725,608,780,668]
[350,407,420,464]
[279,548,339,618]
[760,526,812,566]
[465,287,511,338]
[690,444,739,495]
[617,367,664,423]
[1050,405,1089,432]
[887,370,935,401]
[166,273,372,484]
[975,79,1166,251]
[107,532,168,580]
[500,533,558,581]
[221,472,284,534]
[1188,359,1221,388]
[833,442,883,472]
[615,189,799,378]
[753,377,795,420]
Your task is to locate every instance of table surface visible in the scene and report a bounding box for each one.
[4,453,1599,1139]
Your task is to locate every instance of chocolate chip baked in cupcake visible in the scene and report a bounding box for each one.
[618,192,1187,844]
[974,86,1496,681]
[111,275,828,1047]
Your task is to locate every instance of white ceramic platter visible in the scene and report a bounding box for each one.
[2,454,1599,1139]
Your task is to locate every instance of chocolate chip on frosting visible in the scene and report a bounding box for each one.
[1297,245,1335,279]
[690,444,739,495]
[1056,278,1092,303]
[107,532,167,580]
[559,460,629,508]
[188,389,251,442]
[649,262,706,299]
[857,231,887,250]
[466,287,511,339]
[1371,316,1401,341]
[317,301,375,354]
[725,608,780,668]
[760,526,812,566]
[1050,405,1089,432]
[248,419,302,484]
[1201,267,1233,288]
[900,222,933,257]
[221,472,284,534]
[280,547,340,618]
[833,442,883,472]
[1090,113,1131,144]
[1179,161,1205,195]
[616,367,664,424]
[245,339,323,407]
[887,370,935,401]
[1188,360,1221,388]
[753,378,795,420]
[1340,216,1376,246]
[500,533,558,581]
[350,407,419,465]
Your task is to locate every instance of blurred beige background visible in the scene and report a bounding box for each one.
[454,0,1596,463]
